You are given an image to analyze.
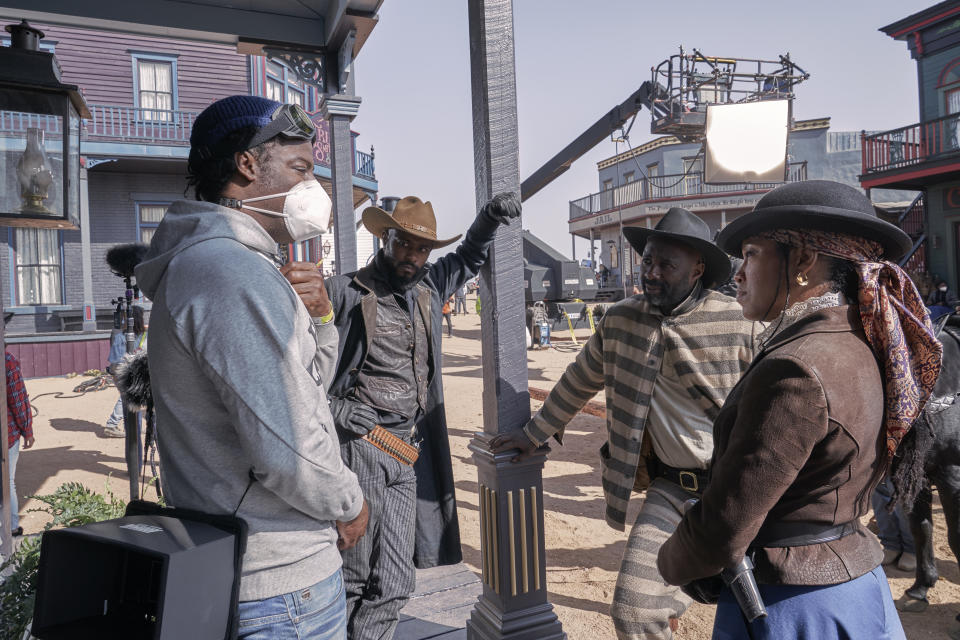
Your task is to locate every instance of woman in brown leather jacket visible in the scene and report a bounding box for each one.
[657,181,942,639]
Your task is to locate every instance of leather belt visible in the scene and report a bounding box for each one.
[656,462,708,495]
[363,425,420,466]
[752,521,857,548]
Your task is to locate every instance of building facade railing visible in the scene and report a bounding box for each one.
[0,105,375,179]
[86,104,196,143]
[896,192,927,274]
[570,161,808,221]
[354,147,375,180]
[861,112,960,175]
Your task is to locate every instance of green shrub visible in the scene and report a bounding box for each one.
[0,482,127,638]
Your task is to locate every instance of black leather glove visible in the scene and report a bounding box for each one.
[328,397,379,436]
[680,574,724,604]
[481,192,521,226]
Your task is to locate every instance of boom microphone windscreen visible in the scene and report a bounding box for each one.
[106,244,149,278]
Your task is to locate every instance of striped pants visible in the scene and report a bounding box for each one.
[611,478,694,640]
[340,437,418,640]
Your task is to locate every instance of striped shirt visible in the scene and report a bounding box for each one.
[524,286,758,530]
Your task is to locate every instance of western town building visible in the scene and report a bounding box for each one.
[860,0,960,295]
[0,22,378,376]
[571,119,913,291]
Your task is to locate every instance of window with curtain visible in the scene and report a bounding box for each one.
[948,88,960,115]
[683,157,703,195]
[266,60,307,107]
[136,57,175,122]
[138,203,169,244]
[14,228,62,305]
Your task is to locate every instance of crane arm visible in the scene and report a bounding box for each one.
[520,81,659,202]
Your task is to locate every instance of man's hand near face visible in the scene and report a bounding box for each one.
[281,261,332,318]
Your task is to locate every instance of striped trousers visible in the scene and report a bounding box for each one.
[612,478,694,640]
[340,437,418,640]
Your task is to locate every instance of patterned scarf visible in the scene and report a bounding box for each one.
[758,229,943,458]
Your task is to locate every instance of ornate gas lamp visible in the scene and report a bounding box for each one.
[0,20,89,228]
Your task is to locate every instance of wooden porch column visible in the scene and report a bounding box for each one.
[466,1,564,638]
[79,167,97,331]
[321,93,361,275]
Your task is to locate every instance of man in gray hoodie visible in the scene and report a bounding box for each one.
[136,95,367,640]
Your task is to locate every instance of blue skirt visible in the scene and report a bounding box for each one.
[712,565,905,640]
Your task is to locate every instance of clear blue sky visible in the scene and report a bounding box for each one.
[354,1,933,259]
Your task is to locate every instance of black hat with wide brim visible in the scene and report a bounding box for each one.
[623,207,731,288]
[716,180,912,261]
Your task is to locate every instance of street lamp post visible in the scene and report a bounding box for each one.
[0,19,89,557]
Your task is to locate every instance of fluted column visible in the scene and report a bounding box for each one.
[466,1,564,637]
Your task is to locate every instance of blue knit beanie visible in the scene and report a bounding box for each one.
[190,95,281,151]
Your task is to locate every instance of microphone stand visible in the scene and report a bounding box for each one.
[121,274,141,501]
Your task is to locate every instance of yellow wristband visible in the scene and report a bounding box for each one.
[318,309,335,325]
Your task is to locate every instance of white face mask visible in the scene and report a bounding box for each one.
[240,180,332,242]
[940,285,949,292]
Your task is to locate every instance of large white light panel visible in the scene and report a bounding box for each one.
[704,100,789,184]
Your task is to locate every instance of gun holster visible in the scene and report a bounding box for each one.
[720,556,767,622]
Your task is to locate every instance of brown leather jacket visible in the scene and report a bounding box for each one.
[658,305,885,586]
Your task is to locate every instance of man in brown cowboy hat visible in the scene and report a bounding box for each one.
[491,207,759,639]
[325,192,520,639]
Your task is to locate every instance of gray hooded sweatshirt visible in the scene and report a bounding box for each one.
[136,200,363,601]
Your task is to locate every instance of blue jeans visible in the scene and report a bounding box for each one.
[106,395,124,428]
[7,440,20,531]
[713,565,905,640]
[237,569,347,640]
[872,477,915,554]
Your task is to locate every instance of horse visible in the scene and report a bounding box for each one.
[891,314,960,621]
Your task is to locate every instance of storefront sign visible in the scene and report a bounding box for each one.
[942,186,960,211]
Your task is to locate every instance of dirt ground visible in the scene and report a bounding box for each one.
[8,303,960,639]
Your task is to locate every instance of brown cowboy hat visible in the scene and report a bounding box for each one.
[362,196,461,248]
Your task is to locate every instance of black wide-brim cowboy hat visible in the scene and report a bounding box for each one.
[623,207,731,288]
[362,195,461,248]
[716,180,912,261]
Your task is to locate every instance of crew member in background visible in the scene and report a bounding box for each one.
[443,296,454,337]
[492,207,758,640]
[103,305,146,439]
[454,285,468,315]
[326,193,520,639]
[4,350,33,539]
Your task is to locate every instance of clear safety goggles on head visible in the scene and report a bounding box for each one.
[245,103,317,149]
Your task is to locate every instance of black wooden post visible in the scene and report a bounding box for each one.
[467,1,564,637]
[0,314,10,559]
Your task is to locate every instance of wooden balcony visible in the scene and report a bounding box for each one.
[861,112,960,189]
[569,162,808,221]
[0,105,376,180]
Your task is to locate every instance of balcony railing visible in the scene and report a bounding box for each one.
[86,104,196,143]
[896,193,928,274]
[569,162,808,221]
[354,147,375,180]
[862,112,960,175]
[0,105,375,180]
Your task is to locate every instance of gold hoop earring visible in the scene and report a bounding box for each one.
[795,272,809,287]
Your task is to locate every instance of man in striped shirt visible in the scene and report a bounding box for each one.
[493,207,758,640]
